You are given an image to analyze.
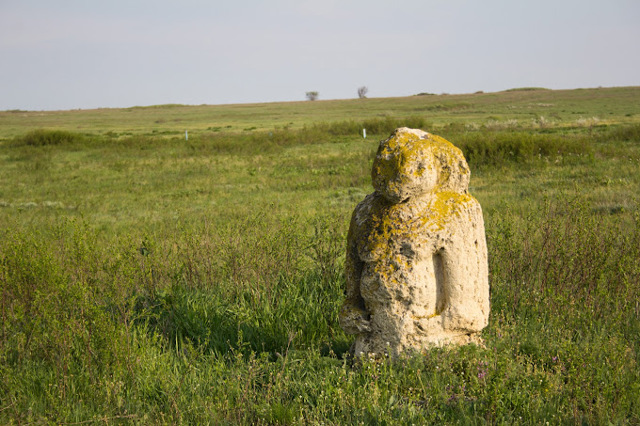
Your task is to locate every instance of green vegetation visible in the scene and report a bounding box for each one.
[1,87,639,424]
[12,129,86,147]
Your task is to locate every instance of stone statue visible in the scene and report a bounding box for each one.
[339,127,489,357]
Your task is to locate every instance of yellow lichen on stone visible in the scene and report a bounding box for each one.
[371,128,470,204]
[340,128,489,357]
[428,191,474,231]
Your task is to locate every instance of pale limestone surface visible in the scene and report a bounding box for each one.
[339,128,489,357]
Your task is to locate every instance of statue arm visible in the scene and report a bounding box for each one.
[339,210,371,334]
[440,202,490,332]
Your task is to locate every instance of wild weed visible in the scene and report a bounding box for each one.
[12,129,85,147]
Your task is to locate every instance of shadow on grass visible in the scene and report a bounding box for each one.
[132,273,352,360]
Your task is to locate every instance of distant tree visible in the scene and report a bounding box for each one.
[306,91,319,101]
[357,86,368,99]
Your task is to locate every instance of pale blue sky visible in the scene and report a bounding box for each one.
[1,0,638,110]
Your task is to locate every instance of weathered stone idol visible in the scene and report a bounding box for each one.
[340,127,489,357]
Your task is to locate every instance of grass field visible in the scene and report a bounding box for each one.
[1,87,640,424]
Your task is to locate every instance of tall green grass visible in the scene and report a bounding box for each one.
[1,119,639,423]
[2,197,638,423]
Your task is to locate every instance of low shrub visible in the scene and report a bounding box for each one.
[310,116,429,137]
[13,129,85,147]
[446,131,592,167]
[597,123,640,142]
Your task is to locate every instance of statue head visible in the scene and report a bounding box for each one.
[371,128,470,203]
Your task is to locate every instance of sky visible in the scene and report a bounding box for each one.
[1,0,639,111]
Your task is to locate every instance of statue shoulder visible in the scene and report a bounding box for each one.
[351,192,379,228]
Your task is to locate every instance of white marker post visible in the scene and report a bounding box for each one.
[363,128,367,139]
[185,130,189,141]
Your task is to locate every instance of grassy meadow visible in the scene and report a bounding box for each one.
[1,87,640,424]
